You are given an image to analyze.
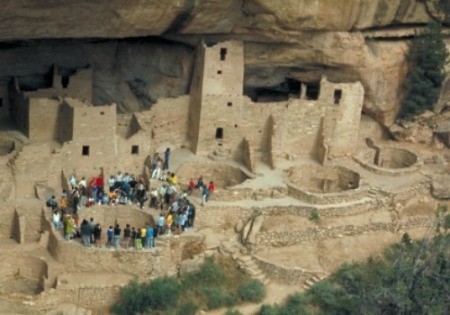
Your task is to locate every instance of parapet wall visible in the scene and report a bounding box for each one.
[354,147,421,176]
[253,255,323,285]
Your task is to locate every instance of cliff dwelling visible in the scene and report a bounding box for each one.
[0,1,449,314]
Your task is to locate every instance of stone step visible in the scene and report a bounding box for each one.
[237,255,253,262]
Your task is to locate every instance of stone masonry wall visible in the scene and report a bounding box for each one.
[28,98,60,142]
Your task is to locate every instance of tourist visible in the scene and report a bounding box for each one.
[60,193,68,213]
[72,187,80,215]
[166,213,173,236]
[187,202,196,228]
[207,181,215,201]
[135,229,143,250]
[157,214,165,235]
[151,158,162,180]
[52,210,62,230]
[130,227,136,245]
[163,147,170,170]
[115,171,123,189]
[146,225,154,248]
[114,224,121,249]
[140,226,146,247]
[108,175,115,191]
[149,188,158,208]
[80,219,92,247]
[201,185,209,206]
[123,224,131,248]
[78,176,87,189]
[93,223,102,247]
[159,184,167,203]
[46,195,58,211]
[89,217,95,243]
[180,210,188,232]
[79,184,87,208]
[106,225,114,247]
[187,179,195,195]
[64,215,74,241]
[195,176,204,190]
[96,174,104,195]
[69,173,77,187]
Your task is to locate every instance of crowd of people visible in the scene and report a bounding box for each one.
[46,149,220,250]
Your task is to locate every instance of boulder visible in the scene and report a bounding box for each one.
[435,120,450,148]
[431,175,450,200]
[247,215,265,245]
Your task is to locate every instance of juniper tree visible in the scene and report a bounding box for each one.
[400,21,448,119]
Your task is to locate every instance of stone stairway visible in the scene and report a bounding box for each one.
[233,254,270,285]
[303,273,327,290]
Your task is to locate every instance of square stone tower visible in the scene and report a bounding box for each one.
[189,41,244,155]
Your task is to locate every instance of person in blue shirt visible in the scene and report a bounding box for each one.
[201,185,209,206]
[146,225,154,248]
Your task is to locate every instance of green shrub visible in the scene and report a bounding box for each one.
[309,209,320,222]
[177,300,199,315]
[224,309,243,315]
[183,257,228,288]
[237,279,265,303]
[199,286,236,310]
[111,278,181,314]
[259,305,278,315]
[145,278,181,311]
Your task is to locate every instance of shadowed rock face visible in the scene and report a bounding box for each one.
[0,38,195,113]
[0,0,448,123]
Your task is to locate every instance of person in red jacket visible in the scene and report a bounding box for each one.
[207,181,215,202]
[95,175,104,195]
[188,179,195,195]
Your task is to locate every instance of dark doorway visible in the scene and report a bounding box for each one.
[215,128,223,139]
[131,145,139,154]
[61,75,69,88]
[220,48,227,61]
[334,89,342,105]
[82,146,90,156]
[306,83,320,100]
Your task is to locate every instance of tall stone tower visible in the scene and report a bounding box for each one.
[189,41,244,155]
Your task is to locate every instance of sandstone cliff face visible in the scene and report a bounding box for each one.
[0,0,437,40]
[0,0,448,125]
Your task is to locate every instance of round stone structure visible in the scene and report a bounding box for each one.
[284,164,363,205]
[0,255,48,295]
[354,147,421,176]
[177,162,250,188]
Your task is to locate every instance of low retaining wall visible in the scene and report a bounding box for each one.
[286,181,369,205]
[253,255,323,285]
[353,148,422,176]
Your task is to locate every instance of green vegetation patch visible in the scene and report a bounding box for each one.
[399,21,448,119]
[259,231,450,315]
[111,256,266,314]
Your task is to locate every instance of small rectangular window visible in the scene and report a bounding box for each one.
[220,48,227,61]
[100,111,105,115]
[215,127,223,139]
[131,145,139,154]
[227,102,232,107]
[334,89,342,105]
[82,146,90,156]
[217,70,222,75]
